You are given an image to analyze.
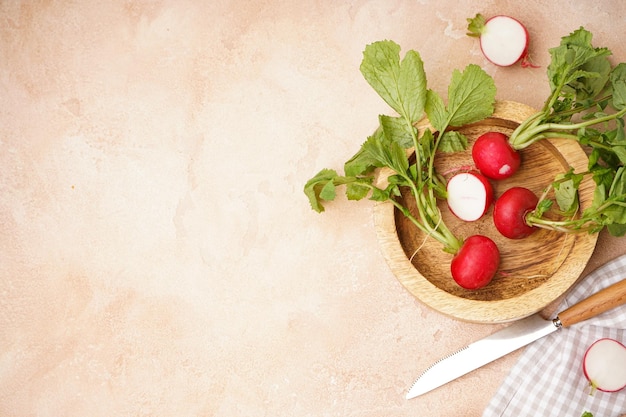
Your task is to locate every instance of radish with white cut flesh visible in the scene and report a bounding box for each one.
[583,338,626,394]
[472,131,521,180]
[447,171,493,221]
[467,14,534,67]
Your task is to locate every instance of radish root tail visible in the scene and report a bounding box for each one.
[409,216,443,262]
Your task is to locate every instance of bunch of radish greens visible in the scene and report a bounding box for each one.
[503,27,626,237]
[305,39,499,290]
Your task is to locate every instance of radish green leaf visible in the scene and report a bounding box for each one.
[360,41,427,122]
[447,64,497,127]
[305,39,497,254]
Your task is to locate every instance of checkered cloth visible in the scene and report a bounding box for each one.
[483,254,626,417]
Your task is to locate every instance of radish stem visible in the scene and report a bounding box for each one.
[510,107,626,149]
[525,168,626,234]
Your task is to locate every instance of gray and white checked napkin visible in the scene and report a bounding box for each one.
[483,254,626,417]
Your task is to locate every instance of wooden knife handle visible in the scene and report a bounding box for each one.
[557,279,626,328]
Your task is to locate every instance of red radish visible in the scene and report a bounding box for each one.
[467,14,534,67]
[583,338,626,394]
[472,132,521,180]
[447,171,494,222]
[493,187,538,239]
[450,235,500,290]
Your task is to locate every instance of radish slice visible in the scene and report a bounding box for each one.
[467,14,532,67]
[447,171,493,221]
[583,338,626,394]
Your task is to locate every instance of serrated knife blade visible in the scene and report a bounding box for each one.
[406,278,626,400]
[406,314,558,399]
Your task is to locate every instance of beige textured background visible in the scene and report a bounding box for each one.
[1,1,625,416]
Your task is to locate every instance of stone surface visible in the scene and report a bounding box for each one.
[1,1,625,416]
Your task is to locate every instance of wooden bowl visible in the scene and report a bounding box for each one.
[373,101,599,323]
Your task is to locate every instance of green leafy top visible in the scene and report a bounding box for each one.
[304,40,496,253]
[466,13,487,38]
[426,64,496,148]
[360,40,427,122]
[509,27,626,150]
[510,27,626,237]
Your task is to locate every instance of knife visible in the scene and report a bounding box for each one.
[406,278,626,400]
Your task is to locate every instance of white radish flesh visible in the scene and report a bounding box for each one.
[467,14,530,67]
[447,172,493,222]
[480,16,528,66]
[583,338,626,393]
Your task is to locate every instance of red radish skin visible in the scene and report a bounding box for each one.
[447,171,493,222]
[450,235,500,290]
[468,14,534,67]
[472,132,521,180]
[583,338,626,394]
[493,187,538,239]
